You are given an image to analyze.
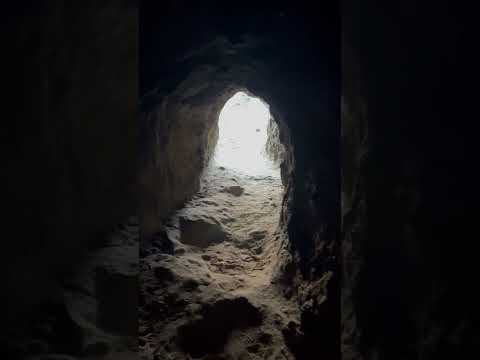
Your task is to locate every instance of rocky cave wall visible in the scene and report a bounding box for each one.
[140,2,340,357]
[2,0,137,323]
[139,67,223,237]
[342,1,475,359]
[265,117,286,169]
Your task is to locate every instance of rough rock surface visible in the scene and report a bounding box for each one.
[265,118,285,166]
[179,216,227,248]
[139,165,302,359]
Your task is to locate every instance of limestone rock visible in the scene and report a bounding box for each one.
[179,216,226,248]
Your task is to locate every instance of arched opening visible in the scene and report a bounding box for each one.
[212,91,282,178]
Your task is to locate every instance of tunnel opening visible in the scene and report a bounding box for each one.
[192,89,286,253]
[211,91,283,178]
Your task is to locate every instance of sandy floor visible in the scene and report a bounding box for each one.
[139,164,300,359]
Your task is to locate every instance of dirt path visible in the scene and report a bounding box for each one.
[139,164,300,359]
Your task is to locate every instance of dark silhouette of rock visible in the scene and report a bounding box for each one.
[177,297,263,357]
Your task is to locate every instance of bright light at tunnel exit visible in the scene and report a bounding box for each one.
[212,92,280,177]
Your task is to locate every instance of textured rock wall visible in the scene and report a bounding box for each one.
[265,117,286,167]
[2,0,137,321]
[139,75,223,236]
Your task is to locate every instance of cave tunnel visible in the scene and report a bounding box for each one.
[138,3,340,359]
[213,91,283,179]
[7,1,475,360]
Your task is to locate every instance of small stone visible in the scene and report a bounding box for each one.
[221,185,244,196]
[179,217,226,248]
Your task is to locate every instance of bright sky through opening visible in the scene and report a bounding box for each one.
[213,92,280,177]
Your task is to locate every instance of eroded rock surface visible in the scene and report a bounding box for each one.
[179,216,227,248]
[140,166,299,359]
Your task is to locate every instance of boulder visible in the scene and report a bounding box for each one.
[179,216,226,248]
